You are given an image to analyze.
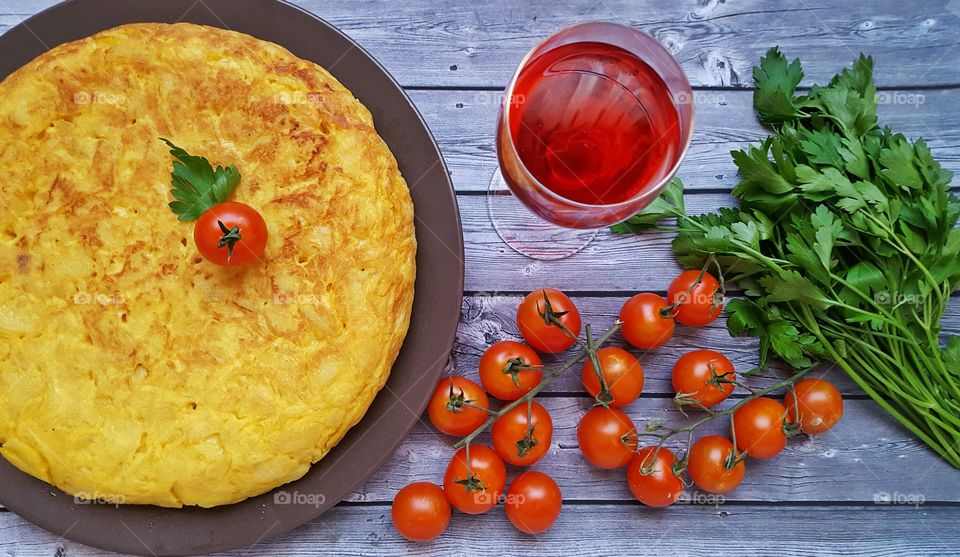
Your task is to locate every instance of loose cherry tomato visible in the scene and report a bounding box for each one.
[194,201,268,266]
[667,270,723,326]
[516,288,581,353]
[443,445,507,514]
[504,471,562,534]
[619,293,674,350]
[733,397,788,459]
[626,446,683,507]
[581,347,644,407]
[391,482,451,542]
[426,376,490,436]
[491,401,553,466]
[785,378,843,434]
[478,341,543,400]
[577,407,637,469]
[672,349,736,409]
[687,436,745,494]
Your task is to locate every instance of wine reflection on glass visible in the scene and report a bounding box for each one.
[488,22,694,260]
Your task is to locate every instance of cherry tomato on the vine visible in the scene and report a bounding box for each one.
[619,293,675,350]
[504,471,562,535]
[667,270,723,327]
[785,378,843,434]
[426,376,490,436]
[581,347,644,407]
[577,407,637,469]
[194,201,268,267]
[517,288,582,353]
[733,397,788,459]
[626,446,683,507]
[443,445,506,515]
[478,340,543,400]
[672,349,736,409]
[492,401,553,467]
[687,435,745,494]
[391,482,451,542]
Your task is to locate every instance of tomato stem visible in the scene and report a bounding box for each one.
[627,366,815,474]
[452,321,623,450]
[216,220,243,262]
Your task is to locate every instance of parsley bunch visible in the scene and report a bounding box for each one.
[617,48,960,467]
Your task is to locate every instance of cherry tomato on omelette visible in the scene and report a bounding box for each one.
[194,201,267,266]
[581,346,644,407]
[504,471,562,535]
[443,445,506,514]
[577,406,637,470]
[667,270,723,327]
[427,376,490,436]
[619,293,674,350]
[626,446,683,507]
[391,482,451,542]
[672,349,736,409]
[517,288,582,353]
[492,401,552,466]
[687,435,745,494]
[785,378,844,434]
[733,397,788,459]
[478,341,543,400]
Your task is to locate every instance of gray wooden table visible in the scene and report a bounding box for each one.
[2,0,960,555]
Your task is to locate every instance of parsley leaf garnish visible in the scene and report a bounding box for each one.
[161,138,241,221]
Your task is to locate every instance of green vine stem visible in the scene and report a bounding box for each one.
[453,321,623,450]
[630,366,816,472]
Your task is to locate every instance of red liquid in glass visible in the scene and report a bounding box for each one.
[507,41,682,205]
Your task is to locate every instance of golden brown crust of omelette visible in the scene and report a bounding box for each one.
[0,23,415,507]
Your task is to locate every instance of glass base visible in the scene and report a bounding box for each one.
[487,170,598,260]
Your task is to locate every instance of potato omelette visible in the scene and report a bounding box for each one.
[0,23,416,507]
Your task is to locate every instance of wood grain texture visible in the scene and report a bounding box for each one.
[2,504,959,557]
[350,396,959,503]
[2,0,960,555]
[452,295,960,395]
[411,88,960,193]
[455,192,960,292]
[4,0,959,88]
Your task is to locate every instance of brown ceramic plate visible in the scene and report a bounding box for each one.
[0,0,462,554]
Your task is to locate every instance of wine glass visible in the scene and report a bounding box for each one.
[488,21,694,260]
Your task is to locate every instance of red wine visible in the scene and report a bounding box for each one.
[508,41,682,205]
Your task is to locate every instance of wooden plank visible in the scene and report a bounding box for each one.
[348,396,960,503]
[455,192,960,293]
[3,0,959,88]
[0,398,953,510]
[2,503,959,556]
[410,88,960,193]
[453,295,960,395]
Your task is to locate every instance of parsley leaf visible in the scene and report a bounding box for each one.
[161,138,241,221]
[753,47,804,124]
